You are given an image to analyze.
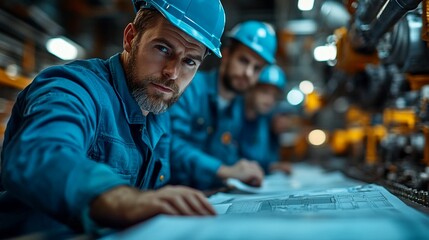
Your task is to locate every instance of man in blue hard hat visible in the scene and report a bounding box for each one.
[169,21,278,190]
[0,0,225,237]
[239,64,292,174]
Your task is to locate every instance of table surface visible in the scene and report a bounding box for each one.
[103,162,429,240]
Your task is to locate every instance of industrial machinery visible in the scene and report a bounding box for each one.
[323,0,429,206]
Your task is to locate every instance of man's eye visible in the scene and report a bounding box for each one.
[156,45,169,54]
[239,56,249,65]
[184,58,196,66]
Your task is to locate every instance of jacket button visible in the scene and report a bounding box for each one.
[221,131,232,144]
[207,126,213,134]
[197,118,205,125]
[159,175,165,181]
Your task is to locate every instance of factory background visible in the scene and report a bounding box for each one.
[1,0,429,238]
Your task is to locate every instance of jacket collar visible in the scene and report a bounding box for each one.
[108,53,145,124]
[107,53,169,144]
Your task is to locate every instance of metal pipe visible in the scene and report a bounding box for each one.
[355,0,387,24]
[350,0,422,52]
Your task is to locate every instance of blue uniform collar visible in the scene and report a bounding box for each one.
[108,53,145,124]
[107,53,169,143]
[207,70,243,111]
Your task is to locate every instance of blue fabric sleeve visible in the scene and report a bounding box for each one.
[169,89,223,190]
[1,72,128,230]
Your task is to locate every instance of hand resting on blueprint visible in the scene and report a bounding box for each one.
[89,185,216,228]
[217,159,265,187]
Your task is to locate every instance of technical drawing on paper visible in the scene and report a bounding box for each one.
[223,185,394,214]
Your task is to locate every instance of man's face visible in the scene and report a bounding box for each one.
[252,84,280,115]
[124,17,206,114]
[222,44,266,94]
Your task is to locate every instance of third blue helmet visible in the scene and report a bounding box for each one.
[258,65,287,90]
[132,0,226,58]
[228,21,277,64]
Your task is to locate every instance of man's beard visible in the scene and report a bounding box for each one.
[125,47,180,114]
[222,63,247,95]
[130,83,179,114]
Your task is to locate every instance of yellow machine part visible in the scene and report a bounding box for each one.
[365,125,387,165]
[330,126,366,155]
[330,129,349,155]
[304,91,324,114]
[346,106,371,126]
[383,108,417,130]
[334,27,380,74]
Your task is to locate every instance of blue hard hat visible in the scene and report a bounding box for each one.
[228,21,277,64]
[258,65,287,90]
[132,0,225,58]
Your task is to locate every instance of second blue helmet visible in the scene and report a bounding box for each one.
[228,21,277,64]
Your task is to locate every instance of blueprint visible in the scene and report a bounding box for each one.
[215,184,407,216]
[103,163,429,240]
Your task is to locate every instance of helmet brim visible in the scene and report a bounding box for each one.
[153,5,222,58]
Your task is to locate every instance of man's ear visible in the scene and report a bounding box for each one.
[123,23,137,53]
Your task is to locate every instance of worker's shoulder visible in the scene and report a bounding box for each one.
[186,70,217,93]
[37,58,108,81]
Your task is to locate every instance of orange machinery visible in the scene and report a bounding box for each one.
[323,0,429,204]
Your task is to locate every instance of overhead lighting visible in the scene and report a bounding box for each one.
[287,89,305,106]
[5,64,19,77]
[299,80,314,94]
[285,19,317,35]
[46,37,80,60]
[298,0,315,11]
[313,45,337,62]
[308,129,327,146]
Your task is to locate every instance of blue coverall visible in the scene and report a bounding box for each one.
[239,114,280,173]
[169,70,244,190]
[0,53,170,236]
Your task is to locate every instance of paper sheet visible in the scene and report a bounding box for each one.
[102,163,429,240]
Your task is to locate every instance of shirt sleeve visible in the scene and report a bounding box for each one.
[169,85,223,190]
[1,67,129,231]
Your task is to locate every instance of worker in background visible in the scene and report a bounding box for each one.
[0,0,225,237]
[169,20,277,190]
[239,64,291,174]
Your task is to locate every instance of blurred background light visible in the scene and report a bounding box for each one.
[308,129,327,146]
[298,0,314,11]
[299,80,314,94]
[46,37,79,60]
[313,45,337,62]
[287,89,305,106]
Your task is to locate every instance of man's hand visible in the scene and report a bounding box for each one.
[217,159,264,187]
[89,185,216,228]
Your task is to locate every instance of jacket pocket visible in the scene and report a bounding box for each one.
[87,134,142,186]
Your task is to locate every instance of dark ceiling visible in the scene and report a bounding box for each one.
[0,0,348,86]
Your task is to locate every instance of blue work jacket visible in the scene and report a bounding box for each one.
[169,70,244,190]
[0,53,170,236]
[239,114,280,173]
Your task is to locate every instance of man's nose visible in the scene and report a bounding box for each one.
[244,65,255,78]
[163,59,180,80]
